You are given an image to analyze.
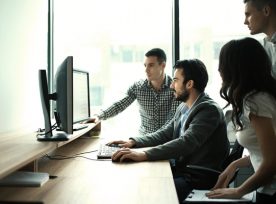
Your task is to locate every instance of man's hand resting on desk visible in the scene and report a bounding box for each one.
[112,148,148,162]
[107,139,136,148]
[82,115,100,124]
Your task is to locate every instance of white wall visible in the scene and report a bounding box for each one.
[0,0,48,133]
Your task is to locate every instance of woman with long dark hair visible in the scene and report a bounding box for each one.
[207,37,276,203]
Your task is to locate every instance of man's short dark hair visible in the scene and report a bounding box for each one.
[243,0,276,11]
[173,59,208,93]
[145,48,167,64]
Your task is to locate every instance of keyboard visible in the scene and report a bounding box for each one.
[97,144,121,159]
[73,123,88,131]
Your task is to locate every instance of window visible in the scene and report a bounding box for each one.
[52,0,266,135]
[179,0,264,107]
[53,0,173,134]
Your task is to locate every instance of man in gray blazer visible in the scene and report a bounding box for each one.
[110,59,230,202]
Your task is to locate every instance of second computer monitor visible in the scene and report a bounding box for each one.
[73,69,91,123]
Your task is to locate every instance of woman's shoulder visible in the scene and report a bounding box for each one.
[244,91,276,117]
[245,91,275,103]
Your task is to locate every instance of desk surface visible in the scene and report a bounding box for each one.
[0,133,178,204]
[0,123,99,179]
[0,130,55,179]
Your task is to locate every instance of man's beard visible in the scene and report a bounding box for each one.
[175,89,189,102]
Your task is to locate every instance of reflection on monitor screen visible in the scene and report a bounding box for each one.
[73,69,90,123]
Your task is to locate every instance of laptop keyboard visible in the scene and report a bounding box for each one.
[97,144,120,159]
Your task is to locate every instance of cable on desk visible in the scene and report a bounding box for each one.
[44,149,98,158]
[36,123,58,137]
[44,149,111,161]
[45,154,110,161]
[73,150,98,156]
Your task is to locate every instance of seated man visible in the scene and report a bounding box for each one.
[109,59,230,202]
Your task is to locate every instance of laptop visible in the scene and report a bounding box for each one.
[184,190,254,203]
[0,171,49,187]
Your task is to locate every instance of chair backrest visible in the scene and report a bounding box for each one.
[222,110,244,170]
[183,140,244,190]
[221,139,244,170]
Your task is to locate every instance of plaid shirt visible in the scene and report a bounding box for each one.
[99,75,181,135]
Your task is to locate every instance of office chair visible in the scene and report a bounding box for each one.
[183,110,244,190]
[184,139,244,190]
[182,141,252,203]
[181,110,245,204]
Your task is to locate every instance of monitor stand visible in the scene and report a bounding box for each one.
[37,132,69,141]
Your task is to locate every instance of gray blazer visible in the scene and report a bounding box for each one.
[131,93,230,172]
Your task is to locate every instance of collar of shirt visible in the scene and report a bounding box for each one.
[179,92,205,115]
[181,104,189,115]
[264,32,276,44]
[146,74,172,90]
[179,93,205,137]
[189,92,204,110]
[271,33,276,44]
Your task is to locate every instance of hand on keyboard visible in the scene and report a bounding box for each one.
[111,148,148,163]
[106,139,136,148]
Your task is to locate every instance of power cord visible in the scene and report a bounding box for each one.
[36,123,58,136]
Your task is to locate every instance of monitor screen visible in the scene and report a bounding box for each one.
[38,56,73,141]
[73,69,90,123]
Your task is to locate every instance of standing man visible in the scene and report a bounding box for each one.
[110,59,230,202]
[243,0,276,78]
[87,48,181,135]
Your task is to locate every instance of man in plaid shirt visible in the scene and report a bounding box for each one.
[88,48,181,135]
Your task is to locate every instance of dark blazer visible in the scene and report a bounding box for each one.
[131,93,230,172]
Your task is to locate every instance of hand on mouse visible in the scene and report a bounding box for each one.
[106,139,136,148]
[111,148,147,163]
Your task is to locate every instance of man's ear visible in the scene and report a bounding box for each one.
[161,61,166,69]
[186,80,194,89]
[263,5,271,16]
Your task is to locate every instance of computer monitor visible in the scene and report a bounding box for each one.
[37,56,73,141]
[73,69,90,123]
